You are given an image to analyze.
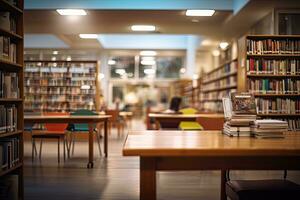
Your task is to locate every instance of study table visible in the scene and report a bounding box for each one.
[24,115,111,168]
[123,130,300,200]
[148,113,224,129]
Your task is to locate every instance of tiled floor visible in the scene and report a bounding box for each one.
[23,119,300,200]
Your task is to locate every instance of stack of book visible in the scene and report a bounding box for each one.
[222,93,257,137]
[251,119,288,138]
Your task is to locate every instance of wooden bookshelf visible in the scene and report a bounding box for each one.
[200,57,238,113]
[24,60,100,112]
[0,0,24,199]
[241,35,300,131]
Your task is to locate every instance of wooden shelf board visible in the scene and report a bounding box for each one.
[247,54,300,57]
[247,35,300,39]
[0,0,23,15]
[25,60,97,63]
[0,27,23,41]
[0,59,22,70]
[258,114,300,117]
[0,98,23,102]
[0,130,23,138]
[247,74,300,78]
[254,94,300,97]
[0,163,22,177]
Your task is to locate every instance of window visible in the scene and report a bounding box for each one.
[109,56,135,79]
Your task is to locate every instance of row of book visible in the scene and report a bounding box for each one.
[247,39,300,54]
[201,89,237,102]
[256,98,300,114]
[248,79,300,94]
[0,12,16,33]
[25,79,96,86]
[0,137,19,171]
[202,76,237,92]
[251,120,288,138]
[201,101,223,113]
[203,61,237,83]
[0,36,17,63]
[247,58,300,75]
[284,119,300,131]
[0,105,17,133]
[0,71,19,98]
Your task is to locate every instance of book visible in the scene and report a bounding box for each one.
[0,12,10,30]
[231,93,256,115]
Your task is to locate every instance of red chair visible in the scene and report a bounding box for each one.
[32,112,69,163]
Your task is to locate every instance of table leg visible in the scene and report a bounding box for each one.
[140,157,156,200]
[87,123,94,168]
[104,120,108,157]
[221,170,227,200]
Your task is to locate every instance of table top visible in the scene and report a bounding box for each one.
[148,113,224,119]
[123,130,300,157]
[119,111,133,116]
[24,115,111,123]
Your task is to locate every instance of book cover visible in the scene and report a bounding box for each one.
[231,92,256,115]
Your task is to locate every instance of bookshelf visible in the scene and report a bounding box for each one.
[0,0,24,199]
[172,78,201,107]
[200,58,238,113]
[242,35,300,131]
[24,60,100,113]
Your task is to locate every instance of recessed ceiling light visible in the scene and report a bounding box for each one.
[52,51,58,55]
[141,60,156,65]
[108,60,116,65]
[131,25,156,32]
[140,51,157,56]
[79,34,98,39]
[219,42,229,50]
[186,9,215,16]
[56,9,87,16]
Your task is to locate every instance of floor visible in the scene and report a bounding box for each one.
[24,119,300,200]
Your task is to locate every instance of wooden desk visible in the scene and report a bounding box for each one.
[24,115,111,168]
[123,131,300,200]
[148,113,224,129]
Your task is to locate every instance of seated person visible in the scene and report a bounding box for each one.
[163,97,182,113]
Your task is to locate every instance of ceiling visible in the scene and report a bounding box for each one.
[23,0,300,50]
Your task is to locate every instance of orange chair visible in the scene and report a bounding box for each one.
[32,112,69,163]
[105,109,125,137]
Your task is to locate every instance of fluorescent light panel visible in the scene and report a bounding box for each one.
[131,25,156,32]
[140,51,157,56]
[79,34,98,39]
[186,9,215,16]
[56,9,87,16]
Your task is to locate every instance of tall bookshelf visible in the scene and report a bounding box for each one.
[200,58,238,112]
[172,79,200,107]
[0,0,24,199]
[24,60,100,113]
[242,35,300,131]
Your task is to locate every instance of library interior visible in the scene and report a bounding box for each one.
[1,0,300,199]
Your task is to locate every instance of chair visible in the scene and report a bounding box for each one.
[225,171,300,200]
[178,108,203,130]
[31,112,69,163]
[69,109,102,157]
[105,109,125,137]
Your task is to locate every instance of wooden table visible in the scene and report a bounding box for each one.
[120,111,133,128]
[24,115,111,168]
[123,130,300,200]
[148,113,224,129]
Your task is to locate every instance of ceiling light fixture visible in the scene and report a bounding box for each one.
[219,42,229,50]
[79,34,98,39]
[140,51,157,56]
[108,60,116,65]
[186,9,215,17]
[141,60,156,65]
[141,56,155,61]
[131,25,156,32]
[56,9,87,16]
[52,51,58,55]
